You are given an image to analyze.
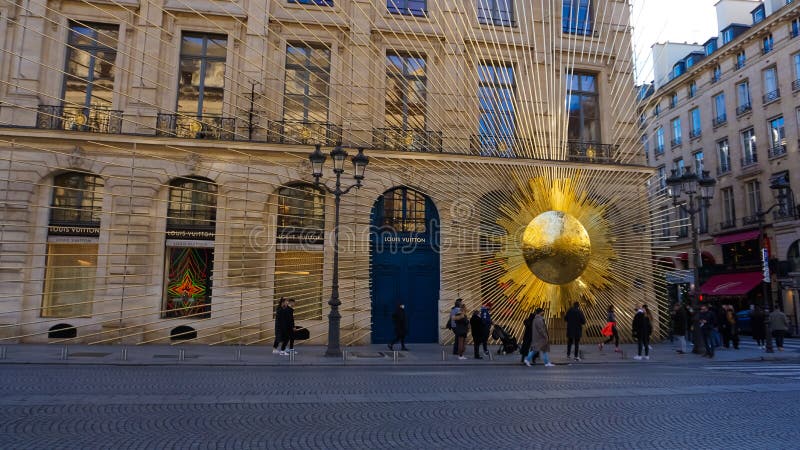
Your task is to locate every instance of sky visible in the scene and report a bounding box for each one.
[631,0,720,83]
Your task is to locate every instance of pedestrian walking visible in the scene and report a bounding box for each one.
[470,310,486,359]
[698,304,716,358]
[723,305,739,349]
[479,302,492,356]
[281,299,297,355]
[751,306,767,348]
[769,308,789,351]
[519,312,536,364]
[632,306,652,360]
[672,303,689,354]
[524,308,554,367]
[564,301,586,361]
[450,298,463,355]
[388,303,408,351]
[453,307,469,360]
[272,297,288,355]
[599,305,620,352]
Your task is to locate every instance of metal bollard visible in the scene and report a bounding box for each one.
[442,348,447,361]
[178,348,185,361]
[0,345,6,360]
[488,349,494,361]
[234,347,242,361]
[121,346,128,361]
[393,350,398,363]
[60,345,68,360]
[342,348,347,363]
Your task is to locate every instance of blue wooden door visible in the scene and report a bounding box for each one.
[371,188,440,344]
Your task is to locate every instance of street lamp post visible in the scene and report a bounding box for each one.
[309,144,369,357]
[756,176,797,354]
[667,168,716,354]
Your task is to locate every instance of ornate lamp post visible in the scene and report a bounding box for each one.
[756,175,797,353]
[309,144,369,357]
[667,168,715,354]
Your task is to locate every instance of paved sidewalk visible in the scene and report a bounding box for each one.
[1,338,797,367]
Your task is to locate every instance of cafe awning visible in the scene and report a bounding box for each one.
[714,230,760,245]
[699,272,762,296]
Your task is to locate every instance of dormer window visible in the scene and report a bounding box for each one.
[752,4,765,25]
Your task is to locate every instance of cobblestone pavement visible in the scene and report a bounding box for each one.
[2,361,800,449]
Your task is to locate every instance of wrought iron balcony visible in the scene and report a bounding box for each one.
[742,214,760,225]
[735,60,745,70]
[762,89,780,104]
[719,218,737,230]
[267,120,342,147]
[793,79,800,92]
[773,204,797,222]
[712,114,727,127]
[373,128,442,153]
[736,102,752,116]
[689,129,701,139]
[670,137,682,148]
[156,113,236,140]
[741,154,758,168]
[477,14,516,27]
[566,141,616,163]
[717,164,731,176]
[654,144,665,155]
[768,144,787,158]
[470,134,528,157]
[36,105,122,134]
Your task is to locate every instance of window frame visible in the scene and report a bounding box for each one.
[477,0,515,26]
[283,43,331,123]
[388,0,428,17]
[562,0,593,35]
[566,71,600,143]
[385,52,427,131]
[177,32,228,116]
[166,176,218,231]
[62,21,119,110]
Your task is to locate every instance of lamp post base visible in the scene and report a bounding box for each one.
[325,298,342,358]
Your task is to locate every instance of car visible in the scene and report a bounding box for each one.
[736,310,752,335]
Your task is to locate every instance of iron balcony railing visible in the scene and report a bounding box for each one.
[267,120,342,147]
[470,134,529,157]
[156,113,236,140]
[689,129,701,139]
[712,114,727,127]
[735,60,745,70]
[719,218,737,230]
[477,14,516,27]
[742,214,760,226]
[793,79,800,92]
[373,128,443,153]
[736,102,752,116]
[768,144,787,158]
[654,144,665,155]
[762,89,780,104]
[36,105,122,134]
[741,154,758,168]
[671,137,682,148]
[717,164,731,176]
[773,204,797,222]
[566,141,616,163]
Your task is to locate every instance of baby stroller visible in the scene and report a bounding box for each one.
[492,324,519,355]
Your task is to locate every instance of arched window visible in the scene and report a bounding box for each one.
[381,187,427,233]
[274,183,325,320]
[163,176,216,319]
[42,172,104,318]
[788,241,800,273]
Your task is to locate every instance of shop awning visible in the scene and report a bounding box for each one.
[714,230,760,245]
[700,272,763,296]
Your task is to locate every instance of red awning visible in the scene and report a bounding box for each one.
[700,272,763,296]
[714,230,760,245]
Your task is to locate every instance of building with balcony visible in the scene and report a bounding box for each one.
[0,0,650,345]
[641,0,800,318]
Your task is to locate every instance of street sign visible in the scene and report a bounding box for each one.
[762,248,770,283]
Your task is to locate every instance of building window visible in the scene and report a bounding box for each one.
[721,187,735,228]
[736,81,751,115]
[722,28,734,45]
[793,53,800,90]
[672,63,685,79]
[678,207,689,238]
[717,139,731,174]
[477,63,515,154]
[791,18,800,38]
[752,4,765,24]
[735,50,746,70]
[689,108,701,138]
[388,0,427,16]
[745,180,762,217]
[42,172,104,318]
[741,128,757,166]
[705,39,717,56]
[178,33,227,117]
[642,134,649,162]
[274,182,325,321]
[688,80,697,98]
[694,151,704,174]
[477,0,514,26]
[762,66,779,103]
[562,0,592,35]
[673,158,685,177]
[277,183,325,244]
[655,126,665,154]
[669,92,678,108]
[767,116,786,157]
[657,166,666,190]
[670,117,682,147]
[164,177,217,319]
[62,22,118,111]
[762,34,774,54]
[699,200,709,234]
[566,72,599,143]
[713,93,726,126]
[381,187,427,233]
[660,206,670,238]
[711,65,721,83]
[284,44,331,123]
[653,103,661,117]
[289,0,333,5]
[386,53,426,131]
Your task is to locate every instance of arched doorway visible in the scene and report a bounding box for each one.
[370,187,440,343]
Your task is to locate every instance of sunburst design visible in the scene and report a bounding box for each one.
[496,173,621,317]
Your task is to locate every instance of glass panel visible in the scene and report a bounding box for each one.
[274,251,323,320]
[164,247,213,318]
[284,45,330,122]
[51,173,104,224]
[42,243,97,318]
[277,184,325,242]
[167,178,218,229]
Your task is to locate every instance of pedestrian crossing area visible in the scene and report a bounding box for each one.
[704,363,800,380]
[735,338,800,352]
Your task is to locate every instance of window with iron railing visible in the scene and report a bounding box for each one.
[717,139,731,174]
[388,0,427,16]
[762,34,774,54]
[741,128,757,167]
[477,0,515,26]
[562,0,593,35]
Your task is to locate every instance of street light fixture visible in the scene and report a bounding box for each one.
[667,167,715,354]
[308,145,369,357]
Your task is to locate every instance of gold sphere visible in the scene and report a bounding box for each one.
[521,210,591,285]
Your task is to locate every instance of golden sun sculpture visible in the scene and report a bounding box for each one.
[497,174,618,317]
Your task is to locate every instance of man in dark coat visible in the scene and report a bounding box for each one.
[519,312,536,364]
[470,310,487,359]
[698,304,717,357]
[632,307,652,360]
[672,303,688,354]
[564,302,586,361]
[388,303,408,351]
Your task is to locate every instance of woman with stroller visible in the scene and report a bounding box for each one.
[599,304,620,352]
[524,308,554,367]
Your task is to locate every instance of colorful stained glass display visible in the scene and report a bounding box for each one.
[164,247,213,318]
